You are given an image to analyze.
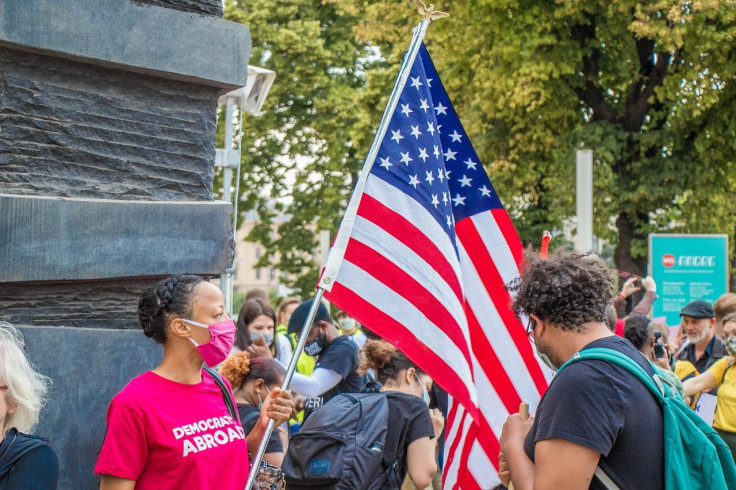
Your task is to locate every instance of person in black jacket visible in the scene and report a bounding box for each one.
[0,322,58,489]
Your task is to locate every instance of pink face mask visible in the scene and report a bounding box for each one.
[182,319,236,367]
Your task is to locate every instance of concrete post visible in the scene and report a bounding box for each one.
[575,149,594,252]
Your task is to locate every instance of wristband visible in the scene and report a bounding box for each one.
[618,293,626,300]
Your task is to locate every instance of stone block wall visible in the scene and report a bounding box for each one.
[0,48,219,201]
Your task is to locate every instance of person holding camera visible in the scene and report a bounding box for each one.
[623,316,684,399]
[606,276,657,336]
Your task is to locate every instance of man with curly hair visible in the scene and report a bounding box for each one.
[499,253,664,490]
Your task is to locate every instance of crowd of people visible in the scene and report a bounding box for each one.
[4,255,736,489]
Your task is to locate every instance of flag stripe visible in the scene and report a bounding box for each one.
[491,208,524,265]
[342,238,472,365]
[357,193,463,302]
[460,243,550,405]
[470,212,521,284]
[457,218,549,394]
[326,276,477,411]
[465,306,523,413]
[364,177,462,281]
[349,214,466,328]
[443,409,473,489]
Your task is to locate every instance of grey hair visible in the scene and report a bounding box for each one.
[0,322,50,434]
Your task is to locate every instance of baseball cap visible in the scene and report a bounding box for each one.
[679,300,715,319]
[287,298,330,334]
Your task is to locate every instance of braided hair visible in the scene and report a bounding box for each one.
[137,274,204,344]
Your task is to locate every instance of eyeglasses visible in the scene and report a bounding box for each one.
[526,319,536,344]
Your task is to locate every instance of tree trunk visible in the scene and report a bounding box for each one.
[614,212,647,276]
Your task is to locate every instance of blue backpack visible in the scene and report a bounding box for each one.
[558,348,736,490]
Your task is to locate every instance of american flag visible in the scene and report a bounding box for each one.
[319,44,550,489]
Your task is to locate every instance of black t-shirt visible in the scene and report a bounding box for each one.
[524,336,665,489]
[304,336,363,419]
[237,403,283,454]
[382,392,435,486]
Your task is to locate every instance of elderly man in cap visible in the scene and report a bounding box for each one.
[675,300,727,384]
[287,298,364,420]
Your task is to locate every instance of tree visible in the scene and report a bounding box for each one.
[341,0,736,276]
[221,0,375,295]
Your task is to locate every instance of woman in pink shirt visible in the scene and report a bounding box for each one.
[95,275,293,490]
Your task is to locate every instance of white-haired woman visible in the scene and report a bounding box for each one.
[0,322,58,489]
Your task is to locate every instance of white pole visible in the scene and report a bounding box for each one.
[575,149,594,252]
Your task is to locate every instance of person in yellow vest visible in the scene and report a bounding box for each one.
[683,311,736,459]
[276,297,314,376]
[335,310,367,350]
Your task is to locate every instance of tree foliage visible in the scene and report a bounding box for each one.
[341,0,736,276]
[224,0,736,295]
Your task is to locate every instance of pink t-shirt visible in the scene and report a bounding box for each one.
[95,370,249,489]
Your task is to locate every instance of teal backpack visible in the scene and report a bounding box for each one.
[558,347,736,490]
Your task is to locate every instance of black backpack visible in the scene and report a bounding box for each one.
[282,392,399,489]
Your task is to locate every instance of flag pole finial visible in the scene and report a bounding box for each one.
[415,0,449,21]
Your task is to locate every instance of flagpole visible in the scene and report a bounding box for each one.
[246,6,447,488]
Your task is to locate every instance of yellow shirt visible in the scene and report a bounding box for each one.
[675,360,701,409]
[707,356,736,432]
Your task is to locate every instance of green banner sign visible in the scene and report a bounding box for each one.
[649,234,729,326]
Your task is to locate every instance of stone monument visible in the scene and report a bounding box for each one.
[0,0,251,486]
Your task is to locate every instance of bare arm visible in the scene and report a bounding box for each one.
[532,438,600,490]
[262,450,285,468]
[505,438,600,490]
[406,436,437,489]
[628,291,657,318]
[99,476,136,490]
[683,371,718,397]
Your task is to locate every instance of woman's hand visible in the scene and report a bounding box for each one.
[248,336,273,359]
[620,277,641,298]
[259,387,294,429]
[430,408,445,438]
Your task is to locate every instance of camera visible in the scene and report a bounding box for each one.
[653,331,666,358]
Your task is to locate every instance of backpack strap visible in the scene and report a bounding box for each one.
[203,366,238,420]
[594,467,621,490]
[558,347,668,400]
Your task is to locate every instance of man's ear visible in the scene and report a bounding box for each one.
[529,314,543,332]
